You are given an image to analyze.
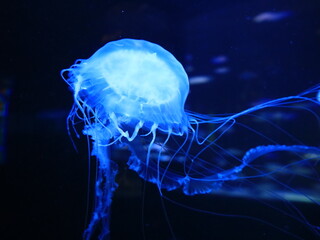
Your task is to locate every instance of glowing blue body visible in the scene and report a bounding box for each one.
[62,39,320,239]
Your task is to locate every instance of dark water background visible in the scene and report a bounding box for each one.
[1,0,320,239]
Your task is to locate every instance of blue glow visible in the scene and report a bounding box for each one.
[62,39,320,239]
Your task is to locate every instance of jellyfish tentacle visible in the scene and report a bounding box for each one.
[242,145,320,166]
[177,144,320,196]
[109,112,129,139]
[145,123,158,167]
[84,141,118,240]
[127,121,144,141]
[157,128,172,192]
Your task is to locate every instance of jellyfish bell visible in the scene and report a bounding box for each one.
[62,39,320,239]
[64,39,190,137]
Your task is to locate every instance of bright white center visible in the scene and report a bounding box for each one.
[99,49,179,105]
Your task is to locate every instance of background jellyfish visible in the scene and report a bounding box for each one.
[62,39,320,239]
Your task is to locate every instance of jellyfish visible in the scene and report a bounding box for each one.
[62,39,320,239]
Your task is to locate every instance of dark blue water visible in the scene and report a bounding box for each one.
[2,0,320,239]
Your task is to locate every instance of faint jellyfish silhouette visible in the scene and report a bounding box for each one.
[62,39,320,239]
